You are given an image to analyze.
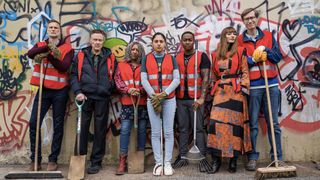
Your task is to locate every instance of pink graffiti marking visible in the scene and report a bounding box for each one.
[0,90,34,153]
[312,90,320,108]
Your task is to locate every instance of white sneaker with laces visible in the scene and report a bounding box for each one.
[153,163,163,176]
[164,162,174,176]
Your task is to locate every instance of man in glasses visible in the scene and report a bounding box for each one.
[238,8,283,171]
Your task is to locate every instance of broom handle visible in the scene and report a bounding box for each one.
[263,61,279,168]
[193,42,198,146]
[35,60,44,171]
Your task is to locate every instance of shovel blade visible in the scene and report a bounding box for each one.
[127,129,145,174]
[128,150,145,174]
[68,155,86,180]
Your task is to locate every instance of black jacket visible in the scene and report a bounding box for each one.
[70,46,116,100]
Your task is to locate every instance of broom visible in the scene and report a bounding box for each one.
[5,57,63,179]
[254,61,297,179]
[184,40,205,161]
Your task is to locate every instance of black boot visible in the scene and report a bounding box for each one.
[211,155,221,173]
[228,157,237,173]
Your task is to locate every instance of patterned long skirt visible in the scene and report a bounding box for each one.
[207,84,252,158]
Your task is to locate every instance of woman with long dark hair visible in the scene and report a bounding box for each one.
[141,32,180,176]
[207,27,252,173]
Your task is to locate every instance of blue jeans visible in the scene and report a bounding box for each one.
[247,86,282,161]
[29,87,69,163]
[147,97,176,164]
[119,105,148,155]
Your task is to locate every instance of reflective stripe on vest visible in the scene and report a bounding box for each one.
[29,41,72,89]
[250,64,277,71]
[176,51,203,98]
[123,80,142,86]
[179,86,201,91]
[148,74,173,80]
[238,30,278,80]
[77,51,116,81]
[210,47,244,95]
[145,53,175,98]
[118,62,147,105]
[249,60,278,80]
[32,72,67,83]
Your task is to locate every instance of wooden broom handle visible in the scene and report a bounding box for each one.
[35,60,44,171]
[263,61,279,168]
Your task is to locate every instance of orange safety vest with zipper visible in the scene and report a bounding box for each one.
[210,47,245,95]
[30,41,72,89]
[76,51,116,81]
[176,51,203,99]
[118,61,147,105]
[238,30,278,80]
[145,53,175,99]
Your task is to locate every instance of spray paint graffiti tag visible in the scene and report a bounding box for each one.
[117,17,148,42]
[301,50,320,88]
[0,60,18,100]
[0,90,33,152]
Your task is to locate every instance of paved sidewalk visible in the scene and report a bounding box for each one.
[1,161,319,180]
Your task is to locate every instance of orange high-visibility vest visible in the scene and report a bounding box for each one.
[30,41,72,89]
[176,51,203,98]
[77,51,116,81]
[118,62,147,105]
[210,47,245,95]
[145,53,175,98]
[238,30,278,80]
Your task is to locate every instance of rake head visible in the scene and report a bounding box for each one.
[183,146,205,161]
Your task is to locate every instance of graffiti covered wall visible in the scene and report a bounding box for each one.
[0,0,319,164]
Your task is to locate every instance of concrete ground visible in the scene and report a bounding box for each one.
[0,161,319,180]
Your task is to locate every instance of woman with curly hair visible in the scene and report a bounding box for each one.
[114,42,148,175]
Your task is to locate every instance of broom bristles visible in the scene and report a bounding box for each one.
[5,171,63,179]
[255,166,297,180]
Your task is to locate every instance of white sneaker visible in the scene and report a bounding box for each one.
[164,162,174,176]
[153,163,163,176]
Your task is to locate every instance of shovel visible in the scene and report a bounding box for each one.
[128,95,145,173]
[68,99,86,180]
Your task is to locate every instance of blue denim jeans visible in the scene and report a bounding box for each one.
[247,86,282,161]
[147,97,176,164]
[29,87,69,163]
[119,105,148,155]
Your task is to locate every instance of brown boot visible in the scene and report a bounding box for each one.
[115,154,127,175]
[28,162,42,171]
[47,162,58,171]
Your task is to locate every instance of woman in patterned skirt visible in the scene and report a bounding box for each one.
[207,27,252,173]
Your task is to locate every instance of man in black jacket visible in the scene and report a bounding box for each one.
[70,29,117,174]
